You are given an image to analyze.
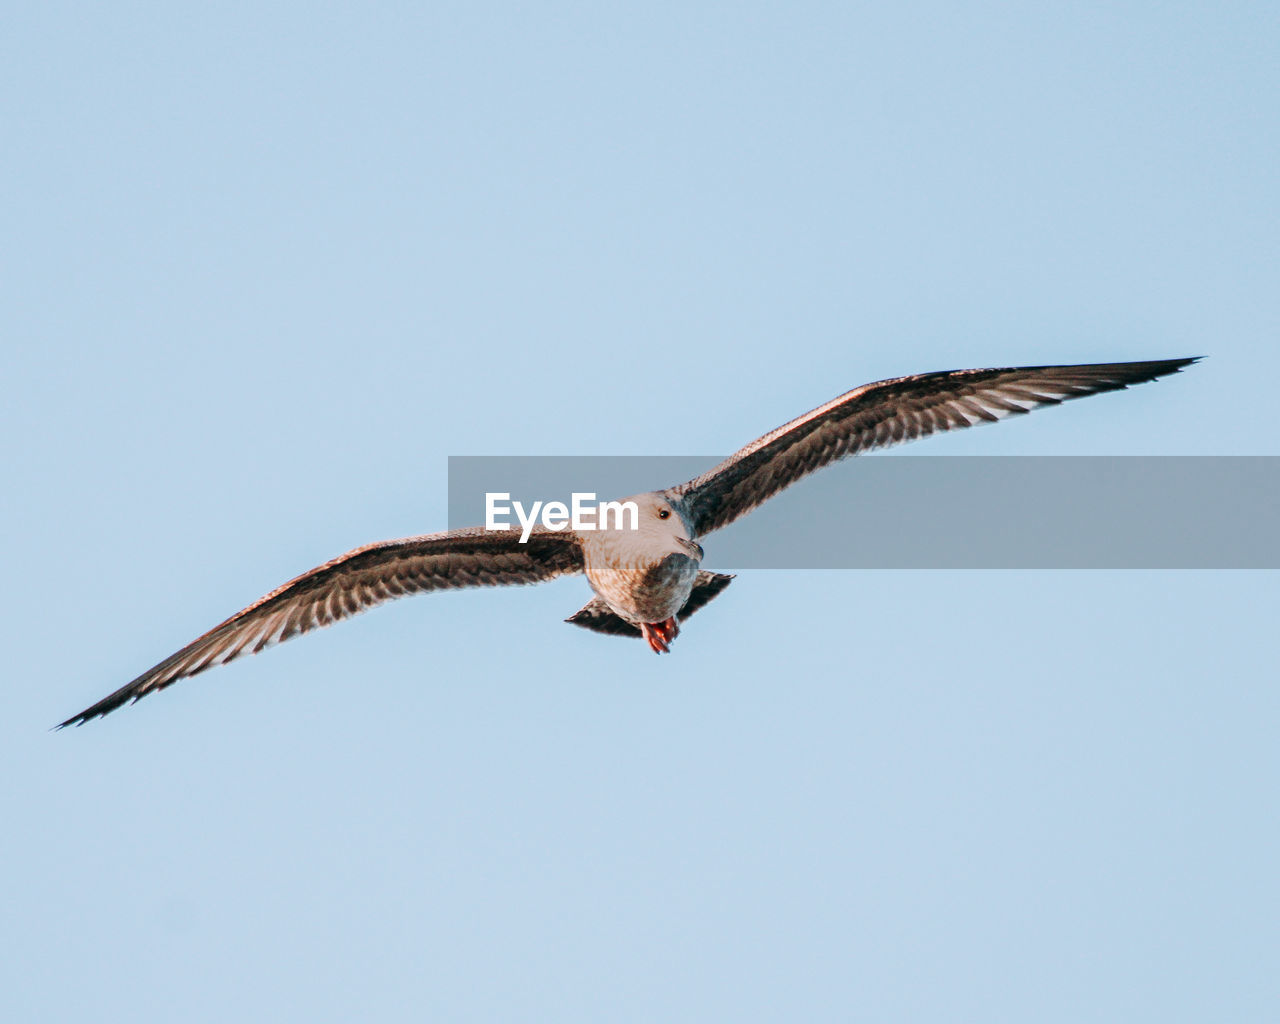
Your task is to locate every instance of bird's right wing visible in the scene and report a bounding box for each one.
[60,527,584,727]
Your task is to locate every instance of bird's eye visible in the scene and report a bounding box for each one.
[658,508,670,519]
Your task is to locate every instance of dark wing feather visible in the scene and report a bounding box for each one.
[670,358,1197,536]
[60,528,583,726]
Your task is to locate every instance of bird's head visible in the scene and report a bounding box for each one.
[588,491,703,562]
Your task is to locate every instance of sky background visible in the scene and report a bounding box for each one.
[4,2,1277,1021]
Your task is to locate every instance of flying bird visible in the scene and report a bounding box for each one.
[60,357,1196,726]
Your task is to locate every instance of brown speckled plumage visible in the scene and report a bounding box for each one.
[60,357,1195,726]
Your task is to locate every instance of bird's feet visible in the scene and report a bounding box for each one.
[642,617,680,654]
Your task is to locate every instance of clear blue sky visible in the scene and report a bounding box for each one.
[4,2,1277,1020]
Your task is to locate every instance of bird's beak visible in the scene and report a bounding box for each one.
[678,537,704,560]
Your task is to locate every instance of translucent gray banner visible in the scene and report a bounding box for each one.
[447,456,1280,569]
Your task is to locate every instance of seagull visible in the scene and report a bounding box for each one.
[60,357,1196,726]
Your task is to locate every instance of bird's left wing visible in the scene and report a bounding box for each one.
[670,358,1197,537]
[60,527,583,726]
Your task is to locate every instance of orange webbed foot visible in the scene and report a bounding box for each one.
[641,617,679,654]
